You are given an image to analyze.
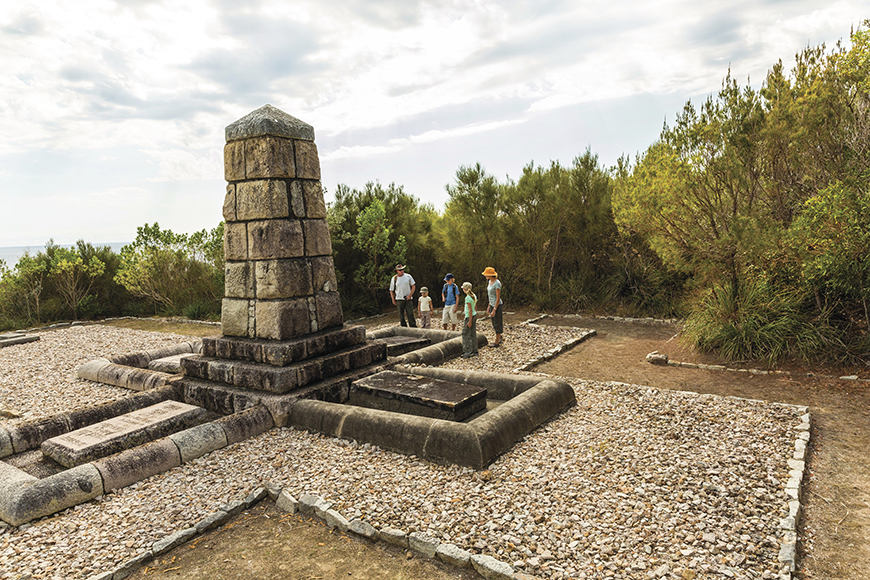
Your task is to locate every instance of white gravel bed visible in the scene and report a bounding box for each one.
[0,326,197,426]
[0,324,801,580]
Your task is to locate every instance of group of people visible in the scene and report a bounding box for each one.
[389,264,503,359]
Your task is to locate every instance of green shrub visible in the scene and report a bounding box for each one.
[683,278,845,366]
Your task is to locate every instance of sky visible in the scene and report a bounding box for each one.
[0,0,865,248]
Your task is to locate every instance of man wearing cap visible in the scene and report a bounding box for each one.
[389,264,417,327]
[441,273,461,331]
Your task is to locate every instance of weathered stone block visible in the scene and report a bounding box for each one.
[471,554,514,580]
[233,361,299,393]
[215,405,274,445]
[379,527,408,548]
[262,339,306,366]
[245,136,295,179]
[207,360,235,384]
[303,220,332,257]
[295,140,321,179]
[170,422,228,463]
[224,261,254,298]
[316,292,343,331]
[276,490,298,513]
[409,531,439,558]
[222,184,237,222]
[7,415,71,453]
[256,299,310,340]
[311,256,338,293]
[436,543,472,568]
[221,298,252,337]
[296,359,322,386]
[255,259,313,299]
[301,180,327,218]
[224,140,245,181]
[93,438,181,492]
[236,179,290,221]
[247,219,304,260]
[224,222,248,261]
[196,510,229,533]
[288,180,307,217]
[0,464,104,527]
[320,350,350,377]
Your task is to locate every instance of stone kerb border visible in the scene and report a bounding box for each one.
[289,366,575,469]
[513,329,596,372]
[0,386,273,526]
[87,485,529,580]
[77,342,202,391]
[367,326,488,366]
[778,408,810,579]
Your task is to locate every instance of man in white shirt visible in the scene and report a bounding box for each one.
[389,263,417,327]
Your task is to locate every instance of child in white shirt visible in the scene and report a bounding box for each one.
[417,287,433,328]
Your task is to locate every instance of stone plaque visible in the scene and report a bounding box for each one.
[41,401,205,468]
[350,371,486,422]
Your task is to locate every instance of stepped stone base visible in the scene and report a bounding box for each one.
[201,324,367,367]
[174,363,389,425]
[182,340,386,394]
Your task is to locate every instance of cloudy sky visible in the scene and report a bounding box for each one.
[0,0,864,248]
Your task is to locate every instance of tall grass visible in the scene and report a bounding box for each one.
[683,278,845,367]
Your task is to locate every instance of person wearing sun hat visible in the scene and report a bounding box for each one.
[389,264,416,327]
[482,266,503,347]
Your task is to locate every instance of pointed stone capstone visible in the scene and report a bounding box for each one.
[225,104,315,143]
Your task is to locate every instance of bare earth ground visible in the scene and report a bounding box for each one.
[119,312,868,579]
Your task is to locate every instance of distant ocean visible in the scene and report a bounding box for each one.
[0,243,129,267]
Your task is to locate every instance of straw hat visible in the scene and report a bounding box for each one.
[395,264,406,271]
[481,267,498,277]
[461,282,472,291]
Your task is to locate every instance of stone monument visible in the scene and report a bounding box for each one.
[178,105,387,407]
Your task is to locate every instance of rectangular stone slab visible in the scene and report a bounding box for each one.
[41,401,205,468]
[350,371,486,422]
[0,334,39,348]
[377,335,430,357]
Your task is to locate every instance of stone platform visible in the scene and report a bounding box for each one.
[0,333,39,348]
[350,370,486,421]
[41,401,206,468]
[377,335,431,357]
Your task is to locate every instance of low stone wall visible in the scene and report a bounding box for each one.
[0,388,274,526]
[289,367,575,469]
[367,326,488,366]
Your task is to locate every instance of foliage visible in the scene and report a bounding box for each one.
[353,199,408,303]
[49,246,106,320]
[114,222,224,316]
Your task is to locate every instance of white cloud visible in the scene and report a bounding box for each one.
[0,0,865,245]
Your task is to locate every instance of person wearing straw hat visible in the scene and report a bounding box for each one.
[482,266,503,347]
[389,264,416,327]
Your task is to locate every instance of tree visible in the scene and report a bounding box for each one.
[50,246,106,320]
[353,199,407,304]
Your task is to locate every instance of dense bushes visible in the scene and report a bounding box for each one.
[0,223,224,331]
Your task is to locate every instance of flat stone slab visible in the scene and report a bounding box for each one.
[148,353,194,374]
[350,370,486,422]
[0,334,39,348]
[377,335,430,356]
[41,401,205,468]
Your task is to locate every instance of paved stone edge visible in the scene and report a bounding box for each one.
[775,409,810,580]
[513,329,596,372]
[86,485,527,580]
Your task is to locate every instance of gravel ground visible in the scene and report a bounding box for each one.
[0,323,802,580]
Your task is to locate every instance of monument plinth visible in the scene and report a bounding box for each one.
[179,104,387,406]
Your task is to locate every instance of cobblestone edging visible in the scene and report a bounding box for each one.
[522,313,682,326]
[12,316,221,334]
[653,356,870,384]
[86,485,529,580]
[512,328,596,372]
[776,409,811,579]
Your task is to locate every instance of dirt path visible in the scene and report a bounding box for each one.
[128,503,478,580]
[536,317,870,580]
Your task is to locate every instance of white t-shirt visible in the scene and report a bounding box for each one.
[418,296,432,312]
[389,273,415,300]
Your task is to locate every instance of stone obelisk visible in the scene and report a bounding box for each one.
[221,104,342,340]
